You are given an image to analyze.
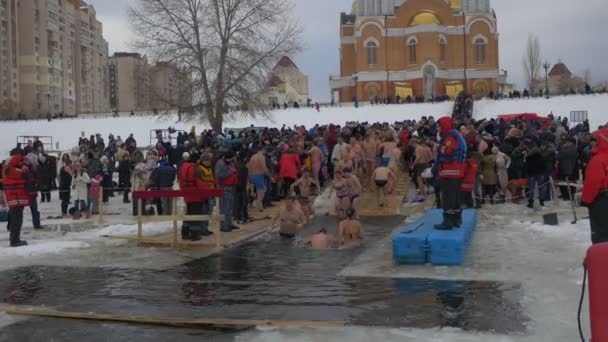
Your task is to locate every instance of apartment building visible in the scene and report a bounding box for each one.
[0,0,20,116]
[149,61,193,111]
[109,52,151,113]
[0,0,109,119]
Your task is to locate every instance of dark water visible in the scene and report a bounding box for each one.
[0,217,528,341]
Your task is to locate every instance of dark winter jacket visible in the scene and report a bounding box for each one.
[540,144,556,174]
[86,158,103,178]
[150,161,177,189]
[558,142,579,179]
[37,157,53,190]
[59,166,72,201]
[525,148,546,177]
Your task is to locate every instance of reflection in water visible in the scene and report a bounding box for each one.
[0,216,528,339]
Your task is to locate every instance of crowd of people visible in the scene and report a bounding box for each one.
[1,110,605,248]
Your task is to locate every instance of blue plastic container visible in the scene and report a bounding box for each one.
[428,209,478,266]
[392,209,477,266]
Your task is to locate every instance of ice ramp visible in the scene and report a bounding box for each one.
[392,209,477,266]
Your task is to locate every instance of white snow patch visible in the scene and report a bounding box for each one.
[91,222,174,238]
[0,240,89,257]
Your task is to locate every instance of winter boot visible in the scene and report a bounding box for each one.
[526,201,534,209]
[10,240,28,248]
[434,214,454,231]
[189,227,202,241]
[181,224,190,241]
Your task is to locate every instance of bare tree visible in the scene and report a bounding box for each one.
[584,68,592,85]
[129,0,302,131]
[522,34,542,94]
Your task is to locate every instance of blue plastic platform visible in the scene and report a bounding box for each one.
[392,209,477,266]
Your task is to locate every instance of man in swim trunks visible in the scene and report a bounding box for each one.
[333,170,350,219]
[343,168,362,219]
[363,133,379,187]
[337,209,363,246]
[247,146,272,212]
[272,196,307,238]
[290,168,320,218]
[370,161,395,208]
[411,138,433,195]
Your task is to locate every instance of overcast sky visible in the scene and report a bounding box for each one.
[89,0,608,101]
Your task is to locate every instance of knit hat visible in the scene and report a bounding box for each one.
[182,152,190,161]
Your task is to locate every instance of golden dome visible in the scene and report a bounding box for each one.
[409,12,441,26]
[450,0,462,9]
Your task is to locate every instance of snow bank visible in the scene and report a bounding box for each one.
[0,241,89,258]
[513,218,590,245]
[1,94,606,158]
[92,222,174,238]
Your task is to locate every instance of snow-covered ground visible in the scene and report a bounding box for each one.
[1,94,606,158]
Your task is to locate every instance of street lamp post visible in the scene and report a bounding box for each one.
[543,61,550,99]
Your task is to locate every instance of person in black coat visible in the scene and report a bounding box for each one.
[525,143,547,208]
[557,137,579,200]
[38,154,53,202]
[234,153,250,224]
[59,156,73,217]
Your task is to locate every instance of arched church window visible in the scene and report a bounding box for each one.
[366,41,378,65]
[408,38,417,64]
[439,37,447,62]
[474,37,486,64]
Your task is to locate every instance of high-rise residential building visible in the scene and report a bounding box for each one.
[77,2,109,114]
[149,61,193,111]
[0,0,20,116]
[0,0,109,119]
[109,52,151,113]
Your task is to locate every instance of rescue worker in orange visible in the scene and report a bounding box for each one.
[3,154,31,247]
[582,128,608,244]
[434,117,467,230]
[179,152,212,241]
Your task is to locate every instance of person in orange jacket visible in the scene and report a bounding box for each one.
[581,129,608,244]
[461,150,479,209]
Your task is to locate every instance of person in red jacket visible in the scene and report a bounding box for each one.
[435,116,467,230]
[2,154,30,247]
[461,151,479,209]
[581,128,608,244]
[279,147,300,197]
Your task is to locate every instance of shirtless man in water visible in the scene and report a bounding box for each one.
[290,169,320,217]
[305,228,335,250]
[370,161,396,207]
[272,197,307,238]
[338,209,363,246]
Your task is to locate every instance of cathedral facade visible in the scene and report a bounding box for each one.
[330,0,500,103]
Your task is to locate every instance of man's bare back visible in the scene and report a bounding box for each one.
[338,218,363,245]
